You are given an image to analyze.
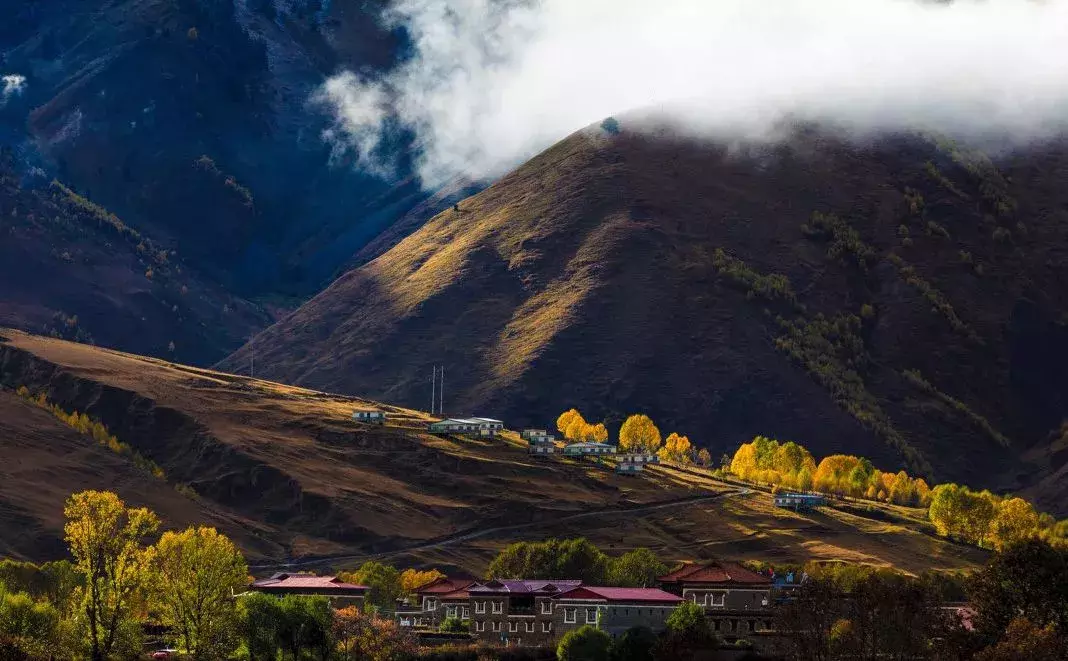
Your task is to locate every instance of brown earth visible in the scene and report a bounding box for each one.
[0,329,985,575]
[220,123,1068,516]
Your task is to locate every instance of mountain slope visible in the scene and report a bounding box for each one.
[222,122,1068,514]
[0,152,270,364]
[0,330,985,574]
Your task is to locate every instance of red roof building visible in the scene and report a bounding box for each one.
[551,586,684,638]
[249,573,368,608]
[395,576,478,629]
[658,561,774,638]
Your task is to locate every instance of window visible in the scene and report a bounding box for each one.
[423,597,436,610]
[446,606,456,618]
[525,621,535,632]
[492,601,504,614]
[586,608,598,624]
[691,593,701,604]
[541,601,553,614]
[564,608,577,624]
[492,621,502,632]
[475,621,485,632]
[710,592,725,607]
[509,621,518,632]
[475,601,486,614]
[542,621,552,633]
[462,606,470,620]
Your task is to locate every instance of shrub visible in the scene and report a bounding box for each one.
[557,625,611,661]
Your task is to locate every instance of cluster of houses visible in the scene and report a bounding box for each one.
[352,406,660,476]
[245,560,797,649]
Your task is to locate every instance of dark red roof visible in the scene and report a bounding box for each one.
[470,579,582,595]
[555,586,683,603]
[251,573,367,592]
[416,576,477,596]
[658,561,771,586]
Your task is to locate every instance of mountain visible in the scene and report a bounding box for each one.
[221,122,1068,515]
[0,150,270,364]
[0,0,469,360]
[0,329,985,574]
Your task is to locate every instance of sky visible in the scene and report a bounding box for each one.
[314,0,1068,187]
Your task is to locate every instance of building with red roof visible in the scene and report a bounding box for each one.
[248,573,367,608]
[551,586,683,638]
[658,561,774,638]
[395,576,478,629]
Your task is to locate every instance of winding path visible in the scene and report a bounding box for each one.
[251,486,751,571]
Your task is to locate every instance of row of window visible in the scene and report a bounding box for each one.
[562,607,599,624]
[689,592,727,607]
[475,620,552,633]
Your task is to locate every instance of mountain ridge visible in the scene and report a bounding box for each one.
[221,122,1068,515]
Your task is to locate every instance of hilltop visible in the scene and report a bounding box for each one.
[0,330,983,575]
[221,122,1068,515]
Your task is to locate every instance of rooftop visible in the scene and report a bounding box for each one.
[469,579,583,594]
[415,576,478,596]
[658,561,772,586]
[251,573,368,591]
[432,417,503,425]
[555,586,683,603]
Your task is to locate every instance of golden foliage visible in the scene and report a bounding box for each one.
[658,432,692,464]
[400,568,446,595]
[618,414,661,453]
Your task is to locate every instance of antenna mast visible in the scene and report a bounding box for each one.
[439,366,444,416]
[431,365,436,416]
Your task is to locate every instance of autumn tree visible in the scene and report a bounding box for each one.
[64,490,159,661]
[974,617,1066,661]
[0,588,61,659]
[619,414,661,454]
[696,448,712,468]
[400,568,445,596]
[557,409,586,439]
[988,498,1040,551]
[658,433,692,464]
[333,606,415,661]
[147,526,249,659]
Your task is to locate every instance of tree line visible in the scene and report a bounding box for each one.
[726,436,1067,550]
[554,410,711,467]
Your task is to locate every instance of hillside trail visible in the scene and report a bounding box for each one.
[251,485,751,571]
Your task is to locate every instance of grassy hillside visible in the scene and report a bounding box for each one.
[0,330,983,575]
[220,122,1068,516]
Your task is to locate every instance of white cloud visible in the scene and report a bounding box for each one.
[1,74,27,106]
[316,0,1068,187]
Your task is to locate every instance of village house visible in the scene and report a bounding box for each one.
[562,442,617,457]
[523,429,557,455]
[468,579,581,647]
[247,573,368,609]
[658,562,775,638]
[615,453,659,475]
[773,492,826,511]
[428,417,505,437]
[351,408,387,424]
[551,586,683,639]
[395,576,477,629]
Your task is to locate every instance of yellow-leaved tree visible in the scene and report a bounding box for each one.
[557,409,585,439]
[64,490,159,661]
[619,414,661,454]
[658,433,692,464]
[578,423,609,443]
[147,526,249,659]
[401,568,446,595]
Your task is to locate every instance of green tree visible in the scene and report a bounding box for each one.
[344,561,402,612]
[608,549,668,588]
[968,539,1068,643]
[440,616,467,633]
[0,588,61,659]
[237,592,281,661]
[658,601,713,660]
[989,498,1040,551]
[64,490,158,661]
[618,415,661,454]
[147,526,249,659]
[487,539,609,584]
[558,625,611,661]
[610,625,656,661]
[277,595,332,661]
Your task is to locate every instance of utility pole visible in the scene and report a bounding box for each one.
[431,365,436,416]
